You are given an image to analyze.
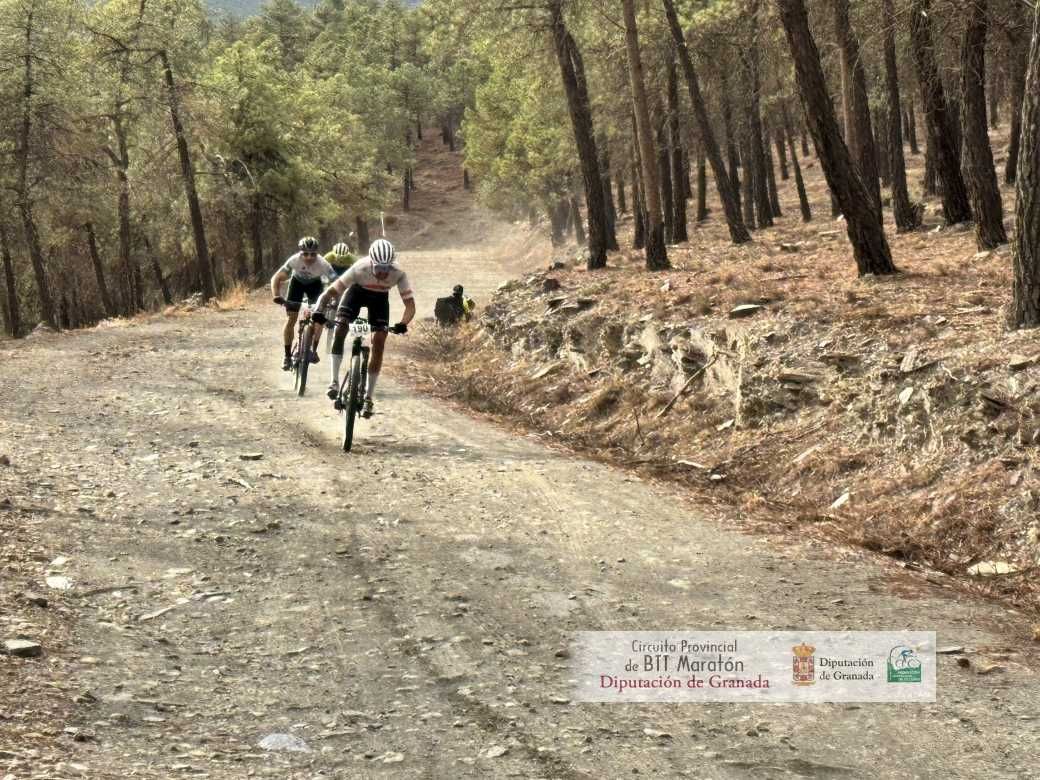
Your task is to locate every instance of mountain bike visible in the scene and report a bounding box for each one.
[290,303,316,397]
[335,317,372,452]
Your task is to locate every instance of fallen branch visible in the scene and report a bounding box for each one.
[656,356,718,419]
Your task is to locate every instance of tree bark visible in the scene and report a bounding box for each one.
[765,126,782,217]
[657,118,675,243]
[617,172,627,214]
[84,223,116,317]
[1010,3,1040,328]
[961,0,1007,249]
[1005,18,1028,185]
[110,115,142,314]
[15,8,56,328]
[743,2,773,228]
[775,127,789,180]
[0,219,20,337]
[719,68,743,216]
[906,98,920,154]
[875,109,891,187]
[833,0,882,210]
[160,49,216,300]
[882,0,921,232]
[251,191,264,280]
[355,216,370,253]
[696,142,708,222]
[663,0,750,243]
[782,104,812,222]
[570,195,586,245]
[740,135,757,229]
[909,0,973,225]
[143,233,172,306]
[623,0,669,269]
[667,56,689,243]
[631,157,646,250]
[776,0,896,275]
[550,2,612,269]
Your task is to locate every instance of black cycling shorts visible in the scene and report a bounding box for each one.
[285,277,323,311]
[335,284,390,331]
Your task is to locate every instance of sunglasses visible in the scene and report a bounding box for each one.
[302,251,317,257]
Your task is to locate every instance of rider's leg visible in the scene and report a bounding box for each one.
[366,331,387,399]
[330,285,362,391]
[283,310,298,357]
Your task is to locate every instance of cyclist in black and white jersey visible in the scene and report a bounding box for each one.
[270,236,334,370]
[311,238,415,418]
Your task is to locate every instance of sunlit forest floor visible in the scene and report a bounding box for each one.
[407,124,1040,621]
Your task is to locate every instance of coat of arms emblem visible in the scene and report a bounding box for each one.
[792,642,816,686]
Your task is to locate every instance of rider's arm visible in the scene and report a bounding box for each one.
[270,269,289,298]
[314,267,353,310]
[400,296,416,325]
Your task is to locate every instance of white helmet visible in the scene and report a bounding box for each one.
[332,241,351,256]
[369,238,395,267]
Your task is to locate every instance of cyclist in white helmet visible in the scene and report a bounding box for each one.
[312,238,415,418]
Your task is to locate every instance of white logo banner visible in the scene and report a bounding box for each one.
[572,631,936,702]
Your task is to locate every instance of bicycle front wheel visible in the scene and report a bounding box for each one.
[297,327,312,397]
[342,353,362,452]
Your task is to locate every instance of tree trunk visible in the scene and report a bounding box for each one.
[632,157,646,250]
[143,233,172,306]
[833,0,882,210]
[657,118,675,243]
[782,104,813,222]
[402,169,410,211]
[696,142,709,222]
[909,1,973,225]
[775,127,789,180]
[15,10,56,328]
[160,50,216,300]
[251,191,264,280]
[801,128,810,157]
[463,168,470,190]
[961,0,1008,249]
[570,195,586,245]
[109,115,141,315]
[875,109,891,187]
[882,0,921,231]
[663,0,750,243]
[988,45,1001,128]
[1006,22,1028,184]
[550,2,611,269]
[719,68,743,217]
[84,222,116,317]
[741,136,757,229]
[600,142,620,250]
[906,97,920,154]
[1010,2,1040,327]
[623,0,669,269]
[765,127,782,217]
[0,219,20,337]
[776,0,896,275]
[355,216,370,253]
[744,4,773,228]
[617,172,627,214]
[667,57,689,243]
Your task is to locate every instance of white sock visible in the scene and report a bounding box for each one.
[366,371,379,399]
[331,354,342,385]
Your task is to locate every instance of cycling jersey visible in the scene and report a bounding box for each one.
[336,257,414,300]
[325,252,356,279]
[281,252,333,282]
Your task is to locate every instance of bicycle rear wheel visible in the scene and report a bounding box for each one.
[342,352,362,451]
[297,327,312,397]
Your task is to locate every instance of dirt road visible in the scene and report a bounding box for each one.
[2,236,1039,780]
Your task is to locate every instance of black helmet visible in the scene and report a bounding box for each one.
[452,285,464,296]
[298,236,319,252]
